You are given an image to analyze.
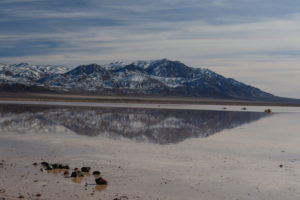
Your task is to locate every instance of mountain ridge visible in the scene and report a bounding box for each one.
[0,59,298,102]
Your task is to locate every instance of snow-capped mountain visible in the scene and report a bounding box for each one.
[0,59,287,101]
[0,63,71,84]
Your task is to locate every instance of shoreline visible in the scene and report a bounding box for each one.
[0,92,300,107]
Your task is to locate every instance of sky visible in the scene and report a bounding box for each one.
[1,0,300,98]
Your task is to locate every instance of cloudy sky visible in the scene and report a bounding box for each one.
[1,0,300,98]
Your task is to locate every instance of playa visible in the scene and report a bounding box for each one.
[1,102,300,200]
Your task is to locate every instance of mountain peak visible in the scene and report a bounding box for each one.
[146,59,194,78]
[65,63,107,76]
[14,63,30,67]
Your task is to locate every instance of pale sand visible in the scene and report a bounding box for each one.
[0,108,300,199]
[1,100,300,113]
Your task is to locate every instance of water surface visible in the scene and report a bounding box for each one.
[0,104,270,144]
[1,102,300,200]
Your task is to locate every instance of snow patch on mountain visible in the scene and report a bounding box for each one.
[0,63,71,84]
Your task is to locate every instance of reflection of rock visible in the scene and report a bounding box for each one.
[0,104,270,144]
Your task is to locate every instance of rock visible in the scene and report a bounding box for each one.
[71,171,85,178]
[52,163,59,169]
[92,171,101,176]
[41,162,49,167]
[18,195,24,199]
[264,109,272,113]
[63,165,70,170]
[36,194,41,197]
[32,162,38,166]
[64,171,69,176]
[279,164,283,168]
[45,166,53,171]
[114,196,129,200]
[81,167,91,173]
[70,171,78,178]
[95,177,107,185]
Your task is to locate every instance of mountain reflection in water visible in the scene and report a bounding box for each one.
[0,104,270,144]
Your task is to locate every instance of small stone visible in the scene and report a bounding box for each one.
[18,195,24,199]
[63,165,70,170]
[71,171,78,178]
[279,164,283,168]
[264,109,272,113]
[81,167,91,173]
[52,163,59,169]
[95,177,107,185]
[71,171,84,178]
[92,171,101,176]
[41,162,49,167]
[32,163,38,166]
[64,171,69,176]
[36,194,41,197]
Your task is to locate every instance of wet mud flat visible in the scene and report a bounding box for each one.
[1,103,300,200]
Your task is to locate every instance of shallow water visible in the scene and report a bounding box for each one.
[1,102,300,200]
[0,104,270,144]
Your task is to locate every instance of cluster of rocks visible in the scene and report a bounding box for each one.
[36,162,107,186]
[40,162,70,171]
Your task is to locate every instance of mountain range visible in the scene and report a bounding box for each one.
[0,59,297,102]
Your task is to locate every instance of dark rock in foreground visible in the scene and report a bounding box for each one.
[81,167,91,173]
[93,171,101,176]
[95,177,108,185]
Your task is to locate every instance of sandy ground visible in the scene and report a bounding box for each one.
[0,92,300,106]
[1,106,300,199]
[1,100,300,113]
